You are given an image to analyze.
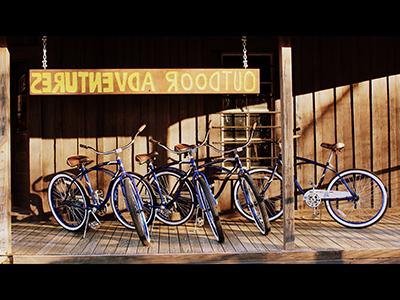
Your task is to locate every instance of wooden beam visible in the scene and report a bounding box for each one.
[279,37,296,250]
[0,47,12,261]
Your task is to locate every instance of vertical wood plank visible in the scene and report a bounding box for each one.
[279,39,295,250]
[389,75,400,207]
[78,97,97,188]
[0,48,11,258]
[314,88,336,183]
[353,80,371,170]
[41,98,56,214]
[335,85,353,171]
[372,77,389,194]
[295,93,315,209]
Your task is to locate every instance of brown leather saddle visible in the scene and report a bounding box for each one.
[66,155,94,168]
[135,151,159,165]
[174,143,197,152]
[320,142,345,152]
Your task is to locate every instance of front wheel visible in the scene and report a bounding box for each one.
[325,169,388,228]
[237,174,271,235]
[111,172,155,230]
[122,177,151,246]
[197,176,225,243]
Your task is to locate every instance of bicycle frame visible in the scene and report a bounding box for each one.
[65,158,143,211]
[263,155,358,201]
[197,155,252,201]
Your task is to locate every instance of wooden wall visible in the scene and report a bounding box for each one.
[292,36,400,209]
[8,36,400,216]
[17,36,277,215]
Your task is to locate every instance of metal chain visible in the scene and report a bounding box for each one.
[242,35,248,69]
[42,36,48,69]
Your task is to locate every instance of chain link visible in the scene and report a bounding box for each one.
[241,35,248,69]
[42,36,48,69]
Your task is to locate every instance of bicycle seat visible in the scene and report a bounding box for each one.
[320,142,345,152]
[66,155,94,167]
[174,143,196,152]
[135,151,159,165]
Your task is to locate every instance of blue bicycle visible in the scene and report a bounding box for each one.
[150,123,225,243]
[235,133,388,228]
[47,125,154,246]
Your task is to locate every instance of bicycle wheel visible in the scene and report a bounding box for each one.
[237,174,271,235]
[150,168,196,226]
[48,172,88,231]
[325,169,388,228]
[234,168,283,222]
[111,172,155,231]
[197,176,225,243]
[122,177,151,246]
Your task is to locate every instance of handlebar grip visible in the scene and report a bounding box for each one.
[79,144,88,149]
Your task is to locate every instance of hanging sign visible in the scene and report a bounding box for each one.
[29,69,260,95]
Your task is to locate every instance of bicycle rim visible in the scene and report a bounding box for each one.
[240,177,268,234]
[150,170,195,225]
[325,169,388,228]
[111,173,155,230]
[234,168,283,222]
[48,173,88,231]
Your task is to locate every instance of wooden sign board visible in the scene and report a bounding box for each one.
[29,69,260,95]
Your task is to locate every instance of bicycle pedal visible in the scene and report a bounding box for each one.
[196,217,204,227]
[89,221,101,230]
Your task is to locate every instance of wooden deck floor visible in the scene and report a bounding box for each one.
[9,209,400,264]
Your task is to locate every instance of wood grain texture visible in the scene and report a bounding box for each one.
[10,209,400,264]
[279,43,295,250]
[0,48,11,256]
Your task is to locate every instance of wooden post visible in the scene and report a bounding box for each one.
[279,37,295,250]
[0,47,12,263]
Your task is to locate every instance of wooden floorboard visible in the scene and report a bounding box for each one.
[10,209,400,264]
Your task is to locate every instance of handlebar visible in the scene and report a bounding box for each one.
[150,120,212,155]
[79,124,146,155]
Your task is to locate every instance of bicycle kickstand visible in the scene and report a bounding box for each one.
[82,208,101,239]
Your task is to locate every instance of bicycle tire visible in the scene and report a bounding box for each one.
[48,172,88,231]
[234,168,283,222]
[197,176,225,243]
[240,173,271,235]
[150,167,196,226]
[325,169,388,228]
[111,172,155,230]
[123,177,151,246]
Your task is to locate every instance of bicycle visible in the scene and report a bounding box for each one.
[134,150,196,227]
[150,122,225,243]
[235,132,388,228]
[197,122,271,235]
[47,124,154,246]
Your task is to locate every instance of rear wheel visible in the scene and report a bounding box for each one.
[197,176,224,243]
[48,173,88,231]
[325,169,388,228]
